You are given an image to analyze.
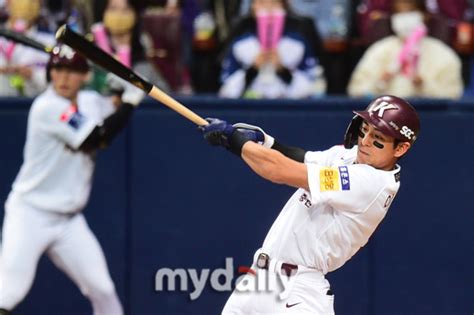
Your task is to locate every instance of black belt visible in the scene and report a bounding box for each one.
[256,253,333,296]
[256,253,298,277]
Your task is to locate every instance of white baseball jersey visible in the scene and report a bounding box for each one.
[6,86,115,214]
[0,27,55,96]
[259,145,401,274]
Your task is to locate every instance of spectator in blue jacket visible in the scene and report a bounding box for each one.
[219,0,326,99]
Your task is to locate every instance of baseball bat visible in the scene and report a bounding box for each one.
[55,25,208,126]
[0,27,52,53]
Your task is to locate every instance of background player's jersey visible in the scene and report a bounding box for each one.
[260,145,400,274]
[7,86,115,214]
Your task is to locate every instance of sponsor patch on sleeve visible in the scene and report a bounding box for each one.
[319,168,340,191]
[319,167,351,192]
[60,106,86,130]
[338,166,350,190]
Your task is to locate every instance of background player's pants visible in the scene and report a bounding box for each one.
[0,197,123,315]
[222,263,335,315]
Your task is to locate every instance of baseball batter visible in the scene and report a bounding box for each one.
[200,95,420,314]
[0,45,143,315]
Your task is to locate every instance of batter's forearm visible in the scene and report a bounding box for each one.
[242,142,281,183]
[242,142,309,190]
[271,140,306,162]
[79,103,134,152]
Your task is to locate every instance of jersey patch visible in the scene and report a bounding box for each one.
[60,106,86,130]
[338,166,351,190]
[319,167,351,192]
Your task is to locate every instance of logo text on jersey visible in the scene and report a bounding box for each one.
[338,166,350,190]
[299,193,312,208]
[319,167,351,192]
[60,106,86,130]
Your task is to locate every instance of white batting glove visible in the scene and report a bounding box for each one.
[121,83,146,107]
[106,73,145,107]
[232,122,275,148]
[105,73,125,93]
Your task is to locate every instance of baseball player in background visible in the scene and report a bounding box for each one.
[200,95,420,314]
[0,45,144,315]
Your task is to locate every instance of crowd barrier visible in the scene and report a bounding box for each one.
[0,96,472,314]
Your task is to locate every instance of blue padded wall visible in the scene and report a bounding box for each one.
[0,97,472,314]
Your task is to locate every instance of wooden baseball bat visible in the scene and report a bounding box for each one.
[55,25,208,126]
[0,27,53,53]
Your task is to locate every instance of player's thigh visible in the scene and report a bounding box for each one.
[288,273,335,315]
[47,214,115,294]
[223,270,285,314]
[1,204,53,272]
[0,203,56,305]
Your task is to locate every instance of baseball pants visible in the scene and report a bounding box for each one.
[0,197,123,315]
[222,261,335,315]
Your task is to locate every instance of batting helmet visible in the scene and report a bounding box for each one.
[344,95,420,149]
[47,45,89,79]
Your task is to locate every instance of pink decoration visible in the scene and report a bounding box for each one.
[398,25,427,77]
[256,9,286,51]
[92,23,112,54]
[269,9,285,50]
[116,45,131,68]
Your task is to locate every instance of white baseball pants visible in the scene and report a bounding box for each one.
[222,262,335,315]
[0,197,123,315]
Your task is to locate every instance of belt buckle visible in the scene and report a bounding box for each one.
[256,253,269,269]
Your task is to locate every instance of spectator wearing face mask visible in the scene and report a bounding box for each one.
[0,0,55,97]
[219,0,326,99]
[347,0,463,99]
[90,0,170,94]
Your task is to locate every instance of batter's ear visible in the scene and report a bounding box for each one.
[394,142,411,158]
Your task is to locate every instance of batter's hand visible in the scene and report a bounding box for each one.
[233,123,273,148]
[106,73,145,106]
[200,118,268,156]
[199,118,235,147]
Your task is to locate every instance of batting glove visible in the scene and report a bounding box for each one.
[121,83,145,107]
[200,118,271,156]
[199,118,235,147]
[233,122,274,148]
[106,73,145,107]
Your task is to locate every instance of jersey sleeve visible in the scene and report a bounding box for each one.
[32,98,98,150]
[306,163,383,215]
[304,145,344,165]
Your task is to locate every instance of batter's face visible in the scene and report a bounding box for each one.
[356,121,410,170]
[50,67,88,101]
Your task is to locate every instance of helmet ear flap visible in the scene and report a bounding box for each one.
[344,115,363,149]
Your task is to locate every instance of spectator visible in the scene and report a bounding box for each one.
[348,0,463,99]
[39,0,94,35]
[189,0,242,93]
[219,0,326,99]
[140,0,199,94]
[90,0,170,94]
[0,0,55,97]
[290,0,351,41]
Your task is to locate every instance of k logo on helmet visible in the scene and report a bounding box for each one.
[368,101,397,118]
